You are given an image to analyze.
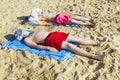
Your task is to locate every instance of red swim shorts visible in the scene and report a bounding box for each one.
[44,32,69,51]
[54,13,73,25]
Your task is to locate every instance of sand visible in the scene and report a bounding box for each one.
[0,0,120,80]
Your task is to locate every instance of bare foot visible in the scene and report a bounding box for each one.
[96,40,101,46]
[92,21,96,27]
[88,23,96,28]
[89,18,94,23]
[93,16,98,19]
[97,38,106,46]
[92,54,105,61]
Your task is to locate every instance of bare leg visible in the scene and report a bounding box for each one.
[70,19,95,27]
[66,35,98,46]
[72,15,94,22]
[62,42,105,61]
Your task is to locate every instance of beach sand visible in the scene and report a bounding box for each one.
[0,0,120,80]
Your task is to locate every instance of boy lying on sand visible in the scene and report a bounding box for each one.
[14,29,105,61]
[27,8,96,27]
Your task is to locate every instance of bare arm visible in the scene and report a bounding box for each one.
[28,16,39,21]
[24,39,58,52]
[28,16,48,21]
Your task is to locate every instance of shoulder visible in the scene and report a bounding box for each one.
[24,37,30,42]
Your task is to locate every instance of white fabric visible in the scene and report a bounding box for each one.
[30,8,43,19]
[14,29,31,40]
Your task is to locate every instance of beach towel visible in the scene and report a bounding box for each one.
[2,39,75,61]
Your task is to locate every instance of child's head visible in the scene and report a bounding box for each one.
[14,29,31,40]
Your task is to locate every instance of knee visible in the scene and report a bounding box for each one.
[62,41,72,49]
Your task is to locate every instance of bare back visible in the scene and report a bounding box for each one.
[25,31,50,44]
[39,12,56,21]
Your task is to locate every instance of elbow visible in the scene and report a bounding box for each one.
[28,17,35,21]
[28,17,33,21]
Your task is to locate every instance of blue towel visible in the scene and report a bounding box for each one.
[25,20,83,28]
[2,40,75,61]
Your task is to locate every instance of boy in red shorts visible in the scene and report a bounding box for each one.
[14,29,105,61]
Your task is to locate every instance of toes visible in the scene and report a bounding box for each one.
[89,18,94,23]
[97,40,101,46]
[97,38,107,46]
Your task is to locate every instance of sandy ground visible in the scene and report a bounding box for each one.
[0,0,120,80]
